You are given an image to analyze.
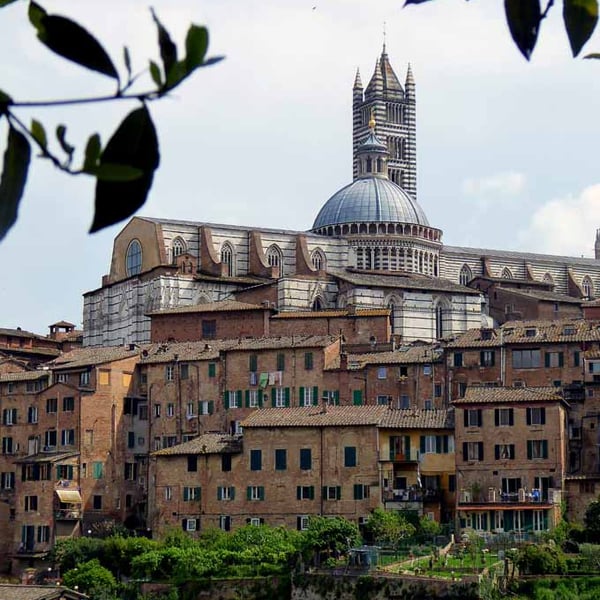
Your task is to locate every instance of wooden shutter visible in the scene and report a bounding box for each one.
[223,391,229,410]
[312,387,319,406]
[478,442,484,460]
[284,387,290,407]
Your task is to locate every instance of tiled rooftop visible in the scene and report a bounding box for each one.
[272,308,390,319]
[0,585,86,600]
[380,408,454,429]
[153,433,241,456]
[0,370,50,382]
[348,345,444,367]
[453,386,562,405]
[147,299,268,316]
[50,346,140,369]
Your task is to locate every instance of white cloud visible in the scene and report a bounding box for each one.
[517,184,600,256]
[462,172,526,197]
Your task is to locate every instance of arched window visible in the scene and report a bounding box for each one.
[459,264,472,286]
[312,297,324,311]
[125,239,142,276]
[501,267,513,279]
[311,249,325,271]
[434,300,449,340]
[266,245,282,269]
[171,237,186,262]
[543,273,554,286]
[582,276,594,297]
[386,295,400,334]
[221,243,234,276]
[366,157,372,172]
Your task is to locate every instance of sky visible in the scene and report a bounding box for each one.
[2,0,600,335]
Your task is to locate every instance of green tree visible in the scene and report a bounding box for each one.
[302,516,360,564]
[417,515,441,538]
[406,0,600,62]
[62,558,117,598]
[584,495,600,541]
[516,543,567,575]
[0,1,222,241]
[364,507,416,546]
[50,536,104,572]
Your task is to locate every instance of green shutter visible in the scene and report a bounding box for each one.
[309,486,315,500]
[299,387,305,403]
[435,436,442,454]
[312,387,319,406]
[271,388,276,407]
[259,486,265,501]
[420,436,426,454]
[542,440,548,458]
[245,390,250,408]
[230,487,235,500]
[405,436,411,459]
[246,486,252,500]
[336,486,342,500]
[297,486,302,500]
[353,484,361,500]
[195,487,201,500]
[558,353,564,367]
[544,353,550,368]
[322,486,327,499]
[224,392,229,410]
[443,435,449,453]
[333,390,339,405]
[208,401,214,414]
[236,390,242,406]
[494,409,499,426]
[574,351,580,367]
[217,487,222,500]
[527,441,532,460]
[257,394,263,408]
[183,488,189,501]
[285,387,290,407]
[208,363,216,377]
[353,390,363,406]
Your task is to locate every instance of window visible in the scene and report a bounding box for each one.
[44,430,57,448]
[138,404,148,420]
[46,398,57,414]
[162,436,177,448]
[449,475,456,492]
[300,387,317,407]
[527,407,546,426]
[186,402,194,418]
[495,444,515,460]
[37,525,50,543]
[98,370,110,385]
[26,380,42,393]
[277,353,285,371]
[421,435,436,454]
[247,390,260,408]
[250,449,262,471]
[219,516,232,531]
[296,485,315,500]
[480,350,495,367]
[249,354,258,372]
[275,449,287,470]
[183,518,198,532]
[124,463,137,480]
[545,351,564,368]
[266,245,282,268]
[202,320,217,339]
[61,429,75,446]
[495,408,514,426]
[582,276,593,297]
[248,517,263,526]
[56,373,69,384]
[464,409,482,427]
[218,486,235,501]
[221,243,234,276]
[273,387,289,408]
[344,446,357,467]
[79,371,90,387]
[399,395,410,409]
[171,237,186,261]
[377,367,387,379]
[353,484,370,500]
[247,485,265,501]
[208,363,216,378]
[463,441,484,461]
[24,495,38,511]
[297,515,310,531]
[93,495,103,510]
[126,239,142,276]
[198,400,214,415]
[300,448,312,470]
[221,454,232,472]
[167,403,175,417]
[164,486,173,501]
[377,395,390,406]
[1,472,15,489]
[56,465,74,480]
[183,487,201,501]
[424,399,433,410]
[2,408,16,425]
[304,352,314,370]
[423,364,432,376]
[527,440,549,459]
[323,485,342,500]
[459,264,472,286]
[179,363,189,380]
[62,397,75,412]
[311,249,325,271]
[165,365,174,381]
[154,403,161,418]
[512,349,541,369]
[187,456,198,472]
[6,382,15,393]
[226,391,241,409]
[574,351,581,367]
[453,352,463,367]
[580,481,595,494]
[92,462,104,479]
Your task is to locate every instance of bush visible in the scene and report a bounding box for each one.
[62,559,117,597]
[516,544,566,575]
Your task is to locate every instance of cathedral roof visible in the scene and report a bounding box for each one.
[312,177,429,229]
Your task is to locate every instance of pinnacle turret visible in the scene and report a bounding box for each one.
[353,68,363,91]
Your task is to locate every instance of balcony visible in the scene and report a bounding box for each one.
[55,508,82,520]
[386,449,419,463]
[458,487,556,507]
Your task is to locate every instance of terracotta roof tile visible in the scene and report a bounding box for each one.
[379,408,454,429]
[147,300,267,316]
[0,371,50,382]
[0,585,86,600]
[153,433,241,456]
[348,345,444,366]
[453,386,562,405]
[50,346,139,369]
[272,308,390,319]
[242,406,388,428]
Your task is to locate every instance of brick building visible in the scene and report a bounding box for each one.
[453,386,567,536]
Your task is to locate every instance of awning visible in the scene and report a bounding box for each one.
[55,489,82,503]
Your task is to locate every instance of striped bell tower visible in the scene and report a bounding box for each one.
[352,45,417,200]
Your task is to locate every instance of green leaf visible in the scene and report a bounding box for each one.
[83,133,101,171]
[151,9,177,78]
[584,51,600,57]
[29,2,119,80]
[30,118,47,149]
[90,106,160,233]
[185,25,208,71]
[504,0,542,60]
[564,0,599,57]
[86,163,143,181]
[123,46,132,80]
[0,125,31,242]
[149,60,162,87]
[56,124,75,159]
[0,0,19,8]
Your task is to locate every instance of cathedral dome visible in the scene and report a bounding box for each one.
[311,176,429,230]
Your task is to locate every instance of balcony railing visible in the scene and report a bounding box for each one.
[387,449,419,463]
[459,488,552,505]
[55,508,82,520]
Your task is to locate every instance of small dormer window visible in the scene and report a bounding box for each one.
[525,328,536,337]
[481,330,492,341]
[563,326,576,336]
